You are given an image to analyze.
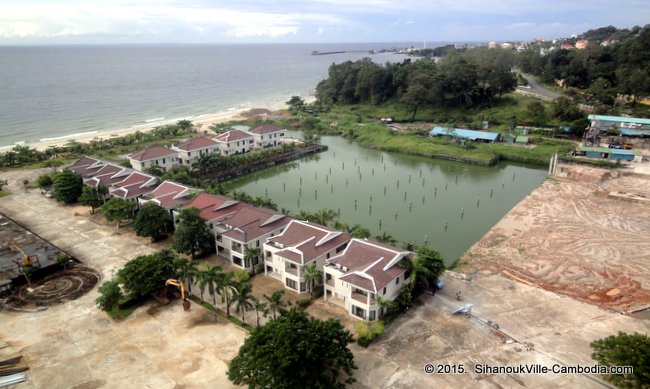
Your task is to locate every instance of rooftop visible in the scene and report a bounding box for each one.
[221,206,291,243]
[141,180,199,209]
[429,127,500,141]
[173,136,218,151]
[183,193,244,222]
[128,145,177,162]
[588,115,650,126]
[268,220,352,265]
[214,130,254,143]
[250,124,283,135]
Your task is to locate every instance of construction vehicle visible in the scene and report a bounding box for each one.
[165,279,190,311]
[3,237,36,267]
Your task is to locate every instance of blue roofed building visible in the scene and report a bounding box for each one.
[429,127,500,143]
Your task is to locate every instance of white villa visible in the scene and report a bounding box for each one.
[214,130,255,155]
[170,136,219,167]
[249,124,286,148]
[264,220,352,294]
[181,193,291,270]
[324,239,413,321]
[127,145,179,172]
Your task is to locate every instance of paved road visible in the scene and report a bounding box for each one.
[517,72,563,100]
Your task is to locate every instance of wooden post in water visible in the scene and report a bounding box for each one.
[314,189,318,199]
[461,208,464,219]
[379,219,382,229]
[490,188,493,197]
[476,197,480,207]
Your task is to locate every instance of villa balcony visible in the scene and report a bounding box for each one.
[325,278,335,287]
[285,266,298,276]
[351,292,376,305]
[231,244,243,254]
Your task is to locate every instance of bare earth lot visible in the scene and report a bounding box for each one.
[460,164,650,313]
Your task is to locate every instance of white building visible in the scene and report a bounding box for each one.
[214,130,255,156]
[127,145,179,172]
[249,124,286,148]
[180,193,291,270]
[171,136,219,167]
[264,220,352,294]
[324,239,413,321]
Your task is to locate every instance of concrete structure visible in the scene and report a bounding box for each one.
[323,239,412,321]
[249,124,286,148]
[429,127,500,143]
[588,114,650,137]
[263,220,351,294]
[214,130,255,155]
[108,171,158,200]
[180,193,291,270]
[137,180,201,215]
[171,136,219,167]
[127,145,179,172]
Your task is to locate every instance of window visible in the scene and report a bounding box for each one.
[383,287,386,295]
[396,278,399,285]
[286,278,297,290]
[188,152,191,157]
[326,253,331,259]
[208,223,213,229]
[369,310,376,321]
[256,240,260,247]
[280,132,284,136]
[162,158,165,164]
[249,140,254,144]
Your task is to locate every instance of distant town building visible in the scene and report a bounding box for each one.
[575,39,589,49]
[488,41,497,49]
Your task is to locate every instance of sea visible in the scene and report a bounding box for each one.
[0,43,415,148]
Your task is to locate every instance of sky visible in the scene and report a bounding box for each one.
[1,0,649,45]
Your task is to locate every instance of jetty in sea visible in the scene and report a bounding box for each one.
[311,50,373,56]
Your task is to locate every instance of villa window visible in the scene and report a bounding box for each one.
[162,158,165,164]
[369,310,376,321]
[396,278,399,285]
[188,152,191,156]
[256,240,260,247]
[383,287,386,295]
[280,132,284,136]
[326,253,331,259]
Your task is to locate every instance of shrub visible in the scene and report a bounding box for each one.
[36,174,53,188]
[297,298,312,309]
[355,320,385,347]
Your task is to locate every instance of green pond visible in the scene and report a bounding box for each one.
[224,132,547,266]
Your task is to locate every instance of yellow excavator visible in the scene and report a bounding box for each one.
[165,279,191,311]
[4,237,36,267]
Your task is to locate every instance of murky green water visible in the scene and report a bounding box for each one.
[224,132,547,265]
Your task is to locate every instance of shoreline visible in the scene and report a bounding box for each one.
[0,96,316,153]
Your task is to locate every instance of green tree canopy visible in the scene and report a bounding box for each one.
[134,203,172,241]
[591,331,650,388]
[102,197,134,227]
[96,280,123,312]
[78,185,105,214]
[116,249,178,299]
[172,207,214,260]
[227,308,357,389]
[53,168,83,204]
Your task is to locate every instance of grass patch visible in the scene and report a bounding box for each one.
[0,190,10,197]
[107,297,142,320]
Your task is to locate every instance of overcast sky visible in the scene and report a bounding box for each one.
[1,0,648,45]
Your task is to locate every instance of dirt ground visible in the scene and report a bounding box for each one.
[459,164,650,313]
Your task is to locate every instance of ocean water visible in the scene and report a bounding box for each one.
[0,43,410,148]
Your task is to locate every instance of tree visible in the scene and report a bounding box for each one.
[102,197,134,228]
[403,245,446,296]
[227,308,357,388]
[172,207,214,260]
[591,331,650,388]
[263,290,287,319]
[286,95,306,111]
[216,272,236,317]
[252,297,268,327]
[36,174,53,188]
[526,101,547,126]
[231,282,254,323]
[78,186,104,214]
[243,247,261,269]
[134,203,172,241]
[96,280,123,312]
[53,168,83,204]
[174,257,198,295]
[176,119,194,134]
[55,254,72,271]
[201,264,223,306]
[313,208,338,226]
[0,179,8,191]
[116,249,177,299]
[304,263,322,299]
[375,231,398,246]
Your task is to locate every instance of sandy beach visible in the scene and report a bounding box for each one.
[2,96,315,153]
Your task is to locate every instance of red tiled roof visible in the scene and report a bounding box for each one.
[221,206,291,243]
[69,156,104,177]
[214,130,253,143]
[109,172,157,199]
[250,124,283,135]
[182,193,244,222]
[329,239,411,293]
[128,145,177,161]
[268,220,351,265]
[174,136,217,151]
[143,180,198,209]
[83,164,130,187]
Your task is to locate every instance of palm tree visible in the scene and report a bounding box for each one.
[401,241,417,251]
[297,210,314,221]
[175,258,198,295]
[201,264,223,306]
[263,290,286,319]
[349,224,371,239]
[231,282,254,324]
[333,221,349,232]
[304,263,322,299]
[196,271,208,302]
[216,272,236,317]
[313,209,337,226]
[192,153,214,177]
[244,247,262,269]
[375,231,398,245]
[252,297,268,327]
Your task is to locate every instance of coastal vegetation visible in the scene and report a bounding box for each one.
[591,331,650,387]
